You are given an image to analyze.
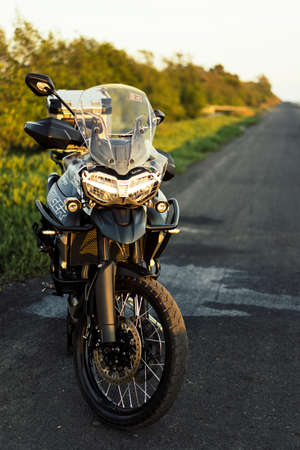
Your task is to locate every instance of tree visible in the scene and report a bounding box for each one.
[0,20,278,150]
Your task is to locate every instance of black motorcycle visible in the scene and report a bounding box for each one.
[24,73,188,428]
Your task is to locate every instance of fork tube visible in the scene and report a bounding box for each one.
[94,234,116,343]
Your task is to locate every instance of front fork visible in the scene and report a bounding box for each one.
[94,261,116,343]
[93,233,117,343]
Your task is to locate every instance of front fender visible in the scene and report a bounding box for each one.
[91,206,147,244]
[117,262,153,279]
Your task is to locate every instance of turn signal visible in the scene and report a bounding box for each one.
[65,198,82,213]
[155,201,169,213]
[167,228,181,234]
[41,230,57,235]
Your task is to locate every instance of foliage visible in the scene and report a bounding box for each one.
[0,19,278,151]
[0,146,55,281]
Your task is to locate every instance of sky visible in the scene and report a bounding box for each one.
[1,0,300,101]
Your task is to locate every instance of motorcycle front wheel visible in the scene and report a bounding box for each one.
[73,275,188,429]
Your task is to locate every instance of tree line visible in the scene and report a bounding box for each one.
[0,19,278,150]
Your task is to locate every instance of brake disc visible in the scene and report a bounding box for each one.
[93,318,142,385]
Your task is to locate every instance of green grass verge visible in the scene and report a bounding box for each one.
[0,113,260,283]
[154,114,244,152]
[0,150,55,284]
[168,114,260,173]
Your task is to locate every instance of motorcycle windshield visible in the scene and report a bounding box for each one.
[74,84,156,175]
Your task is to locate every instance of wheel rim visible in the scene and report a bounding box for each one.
[83,290,167,410]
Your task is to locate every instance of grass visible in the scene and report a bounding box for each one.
[165,114,260,173]
[0,149,56,284]
[0,113,261,284]
[154,114,241,152]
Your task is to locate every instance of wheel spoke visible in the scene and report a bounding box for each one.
[141,357,161,382]
[144,338,165,344]
[118,385,125,408]
[128,383,133,408]
[133,294,145,342]
[145,347,165,369]
[146,324,162,340]
[134,294,143,322]
[118,384,131,407]
[117,292,130,316]
[133,377,140,407]
[137,307,152,320]
[135,381,151,400]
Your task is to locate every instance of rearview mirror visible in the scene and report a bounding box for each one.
[25,73,55,96]
[153,109,165,125]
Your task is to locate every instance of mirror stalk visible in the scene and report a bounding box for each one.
[52,91,75,117]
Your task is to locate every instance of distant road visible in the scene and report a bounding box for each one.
[1,103,300,449]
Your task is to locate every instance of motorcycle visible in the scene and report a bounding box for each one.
[24,73,188,428]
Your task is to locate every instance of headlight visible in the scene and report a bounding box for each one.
[82,170,161,205]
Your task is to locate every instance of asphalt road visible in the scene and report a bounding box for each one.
[1,103,300,449]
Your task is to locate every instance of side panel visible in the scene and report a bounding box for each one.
[47,181,81,226]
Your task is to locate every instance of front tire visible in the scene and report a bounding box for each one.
[73,276,188,429]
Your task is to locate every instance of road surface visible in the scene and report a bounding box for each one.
[1,103,300,449]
